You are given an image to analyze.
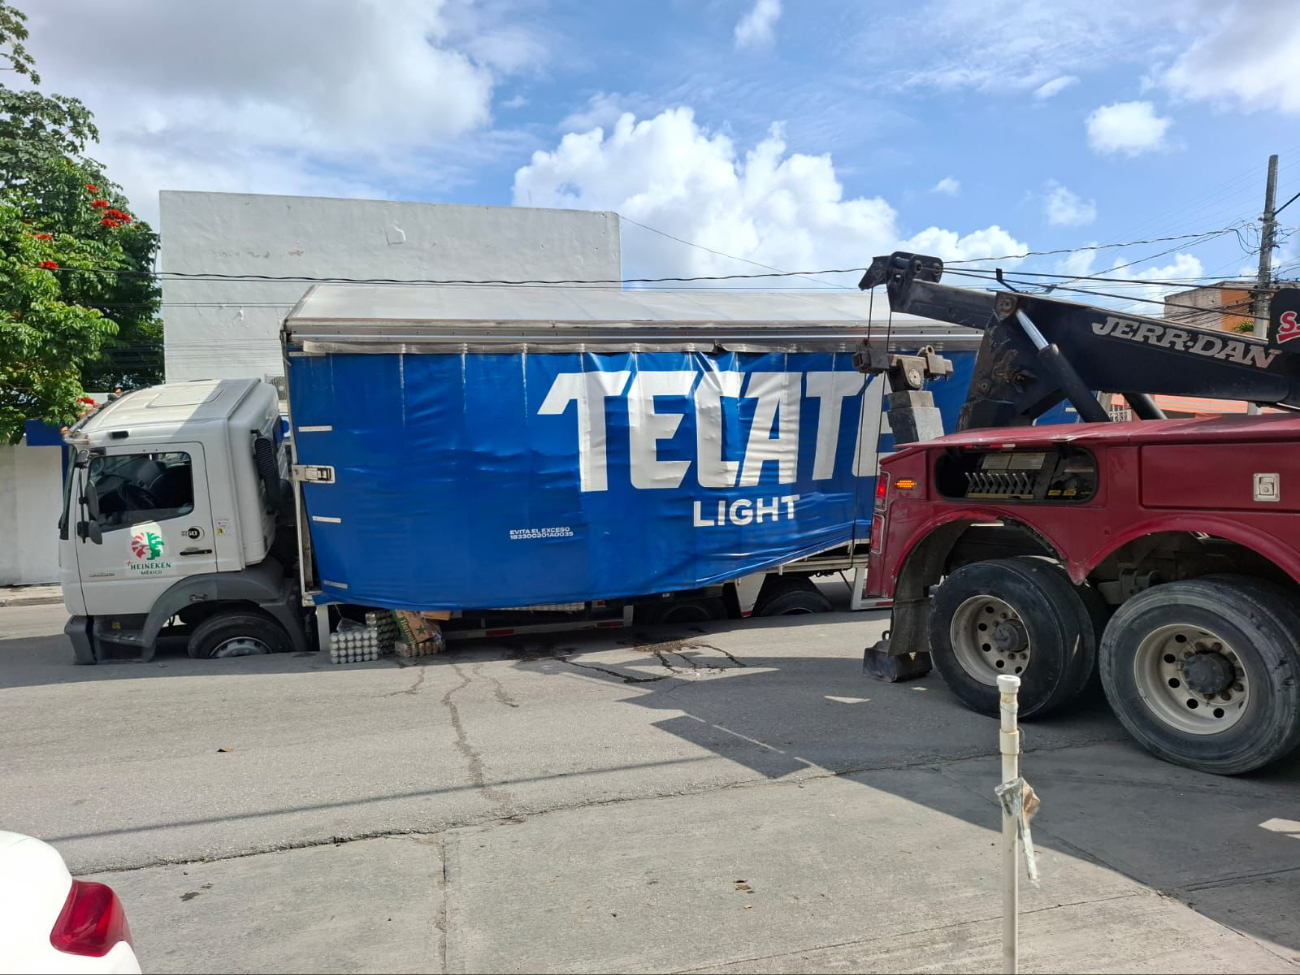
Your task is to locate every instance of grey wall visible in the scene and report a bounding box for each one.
[160,192,621,382]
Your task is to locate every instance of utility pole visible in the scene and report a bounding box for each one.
[1254,153,1279,332]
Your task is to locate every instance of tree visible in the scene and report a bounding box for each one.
[0,197,117,440]
[0,1,161,441]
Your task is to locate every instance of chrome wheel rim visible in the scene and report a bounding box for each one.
[950,595,1031,685]
[212,636,271,658]
[1132,623,1249,735]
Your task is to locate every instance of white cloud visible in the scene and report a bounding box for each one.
[857,0,1297,118]
[1086,101,1172,157]
[1043,182,1097,227]
[734,0,783,51]
[932,176,961,196]
[560,92,640,133]
[1033,76,1079,100]
[22,0,546,223]
[1162,0,1300,114]
[513,108,1027,283]
[859,0,1161,94]
[1114,253,1206,313]
[1051,249,1205,313]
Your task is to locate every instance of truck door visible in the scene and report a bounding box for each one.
[76,443,218,617]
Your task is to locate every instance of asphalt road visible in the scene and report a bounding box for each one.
[3,600,1299,974]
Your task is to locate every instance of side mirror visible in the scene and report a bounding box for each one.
[82,479,102,521]
[77,520,104,545]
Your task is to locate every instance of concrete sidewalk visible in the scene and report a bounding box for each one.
[0,583,62,607]
[89,748,1299,974]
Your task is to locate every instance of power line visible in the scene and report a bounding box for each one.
[943,267,1261,318]
[1275,186,1300,217]
[35,224,1249,289]
[620,216,850,289]
[941,226,1251,267]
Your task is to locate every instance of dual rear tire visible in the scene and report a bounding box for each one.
[1098,576,1300,775]
[928,562,1300,774]
[928,558,1102,719]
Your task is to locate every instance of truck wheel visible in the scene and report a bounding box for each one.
[187,609,293,659]
[755,576,833,616]
[1099,575,1300,775]
[928,558,1098,719]
[641,597,728,625]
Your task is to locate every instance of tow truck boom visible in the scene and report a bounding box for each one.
[860,252,1300,430]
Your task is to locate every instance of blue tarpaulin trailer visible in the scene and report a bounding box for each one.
[282,286,987,634]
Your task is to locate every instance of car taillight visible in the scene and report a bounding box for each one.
[50,880,133,958]
[874,473,890,509]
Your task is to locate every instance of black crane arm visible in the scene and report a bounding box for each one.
[861,252,1300,429]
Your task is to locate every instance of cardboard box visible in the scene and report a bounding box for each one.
[420,610,452,621]
[392,610,437,645]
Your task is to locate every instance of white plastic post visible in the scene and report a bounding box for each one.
[998,673,1021,975]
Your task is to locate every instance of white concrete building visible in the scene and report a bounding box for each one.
[160,192,622,383]
[0,435,64,586]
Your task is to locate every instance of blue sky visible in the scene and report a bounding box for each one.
[26,0,1300,305]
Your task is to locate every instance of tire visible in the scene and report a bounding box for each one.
[639,597,728,626]
[1073,578,1111,701]
[187,608,294,659]
[1099,575,1300,775]
[755,576,833,616]
[928,558,1099,719]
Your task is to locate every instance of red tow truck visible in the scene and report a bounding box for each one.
[858,253,1300,775]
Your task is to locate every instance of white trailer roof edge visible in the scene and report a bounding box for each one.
[282,284,984,354]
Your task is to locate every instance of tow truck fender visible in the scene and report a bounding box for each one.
[1079,515,1300,586]
[890,509,1300,594]
[885,506,1063,597]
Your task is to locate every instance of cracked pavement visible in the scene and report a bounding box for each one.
[3,599,1299,974]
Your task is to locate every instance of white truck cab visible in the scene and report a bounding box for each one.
[60,379,307,662]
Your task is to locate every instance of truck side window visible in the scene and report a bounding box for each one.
[88,451,195,529]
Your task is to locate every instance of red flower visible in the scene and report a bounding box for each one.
[101,218,120,227]
[39,260,58,270]
[91,199,108,208]
[32,232,52,240]
[86,184,99,193]
[78,396,96,405]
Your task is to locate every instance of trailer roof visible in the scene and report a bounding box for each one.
[283,284,980,354]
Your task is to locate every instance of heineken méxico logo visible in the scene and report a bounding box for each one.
[131,530,165,561]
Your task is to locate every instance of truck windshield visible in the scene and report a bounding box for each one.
[87,451,195,529]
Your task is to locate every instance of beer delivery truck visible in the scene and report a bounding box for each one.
[58,287,985,662]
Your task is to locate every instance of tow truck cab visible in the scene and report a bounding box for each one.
[60,379,306,663]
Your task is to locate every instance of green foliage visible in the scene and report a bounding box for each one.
[0,199,118,441]
[0,1,161,440]
[1231,319,1256,334]
[0,0,37,83]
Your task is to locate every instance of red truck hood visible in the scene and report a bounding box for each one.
[891,412,1300,454]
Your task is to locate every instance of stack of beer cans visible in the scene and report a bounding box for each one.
[328,611,399,664]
